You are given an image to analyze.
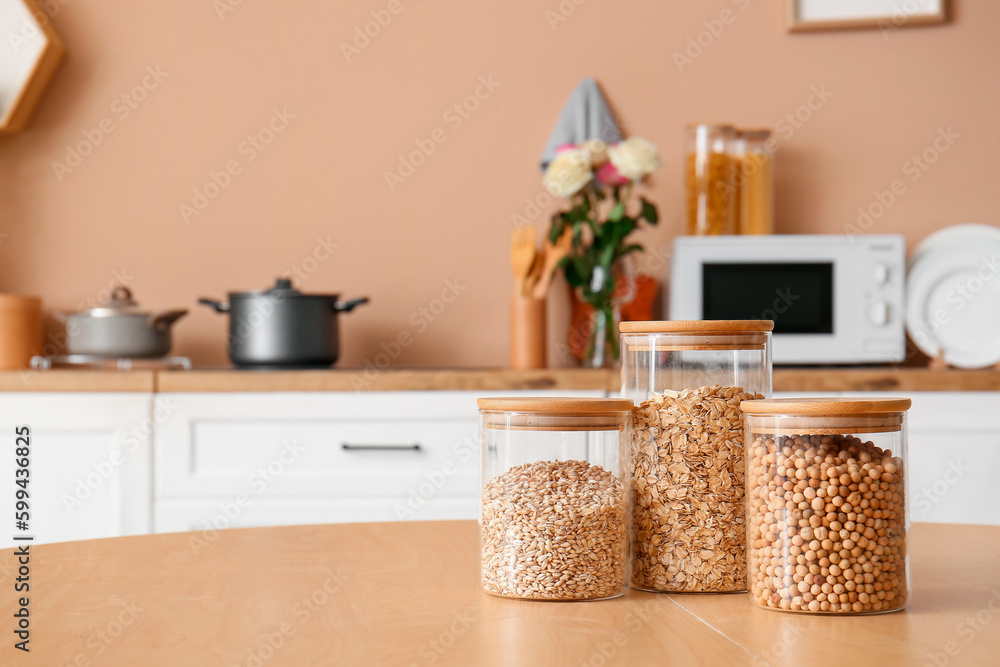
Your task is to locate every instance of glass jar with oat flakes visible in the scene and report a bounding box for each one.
[620,320,773,593]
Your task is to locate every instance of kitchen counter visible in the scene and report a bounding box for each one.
[1,521,996,665]
[154,367,618,392]
[1,366,999,392]
[0,369,155,392]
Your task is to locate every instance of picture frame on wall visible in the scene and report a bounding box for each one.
[788,0,947,33]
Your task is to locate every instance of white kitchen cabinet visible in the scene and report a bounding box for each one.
[778,391,1000,526]
[153,390,603,532]
[844,392,1000,526]
[0,393,154,547]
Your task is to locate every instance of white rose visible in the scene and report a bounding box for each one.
[543,148,593,197]
[608,136,661,181]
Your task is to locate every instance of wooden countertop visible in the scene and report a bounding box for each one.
[0,369,155,392]
[2,521,997,666]
[155,367,619,392]
[1,366,999,392]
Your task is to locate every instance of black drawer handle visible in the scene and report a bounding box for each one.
[341,443,422,452]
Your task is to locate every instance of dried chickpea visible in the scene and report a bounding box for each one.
[747,433,907,614]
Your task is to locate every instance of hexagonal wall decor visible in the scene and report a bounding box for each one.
[0,0,65,132]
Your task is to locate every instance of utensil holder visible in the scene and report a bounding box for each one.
[509,296,546,369]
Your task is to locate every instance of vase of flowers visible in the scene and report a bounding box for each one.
[542,137,661,367]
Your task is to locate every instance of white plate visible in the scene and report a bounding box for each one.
[906,244,1000,368]
[908,223,1000,270]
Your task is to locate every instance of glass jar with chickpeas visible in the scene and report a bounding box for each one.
[741,398,911,615]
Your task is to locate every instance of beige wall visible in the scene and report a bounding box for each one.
[1,0,996,367]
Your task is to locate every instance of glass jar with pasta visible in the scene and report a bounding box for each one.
[685,124,738,236]
[735,129,775,235]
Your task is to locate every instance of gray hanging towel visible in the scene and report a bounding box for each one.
[539,78,622,171]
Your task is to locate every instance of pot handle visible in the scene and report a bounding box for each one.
[333,297,369,313]
[198,298,231,313]
[150,309,188,331]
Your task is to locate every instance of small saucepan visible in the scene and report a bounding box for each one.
[199,278,368,369]
[57,287,188,358]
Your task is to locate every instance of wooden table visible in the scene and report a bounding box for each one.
[2,522,998,666]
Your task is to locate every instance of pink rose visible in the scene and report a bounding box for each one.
[555,143,578,154]
[596,162,628,186]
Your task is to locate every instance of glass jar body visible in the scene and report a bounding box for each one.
[744,412,909,614]
[478,407,631,601]
[621,326,772,592]
[736,130,775,235]
[685,125,738,236]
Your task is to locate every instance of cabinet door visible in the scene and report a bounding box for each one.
[0,393,153,546]
[153,390,603,530]
[840,391,1000,526]
[903,392,1000,526]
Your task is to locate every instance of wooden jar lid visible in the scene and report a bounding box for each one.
[741,397,912,415]
[620,320,774,334]
[477,397,632,413]
[478,397,632,432]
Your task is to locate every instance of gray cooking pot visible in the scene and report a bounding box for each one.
[58,287,188,358]
[199,278,368,369]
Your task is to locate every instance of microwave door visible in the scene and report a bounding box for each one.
[700,262,835,334]
[696,262,844,363]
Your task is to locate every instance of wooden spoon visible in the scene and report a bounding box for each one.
[511,225,537,296]
[532,229,573,299]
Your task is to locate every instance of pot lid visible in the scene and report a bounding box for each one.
[229,278,338,299]
[77,287,148,317]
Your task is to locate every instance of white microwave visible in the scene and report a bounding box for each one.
[669,235,906,364]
